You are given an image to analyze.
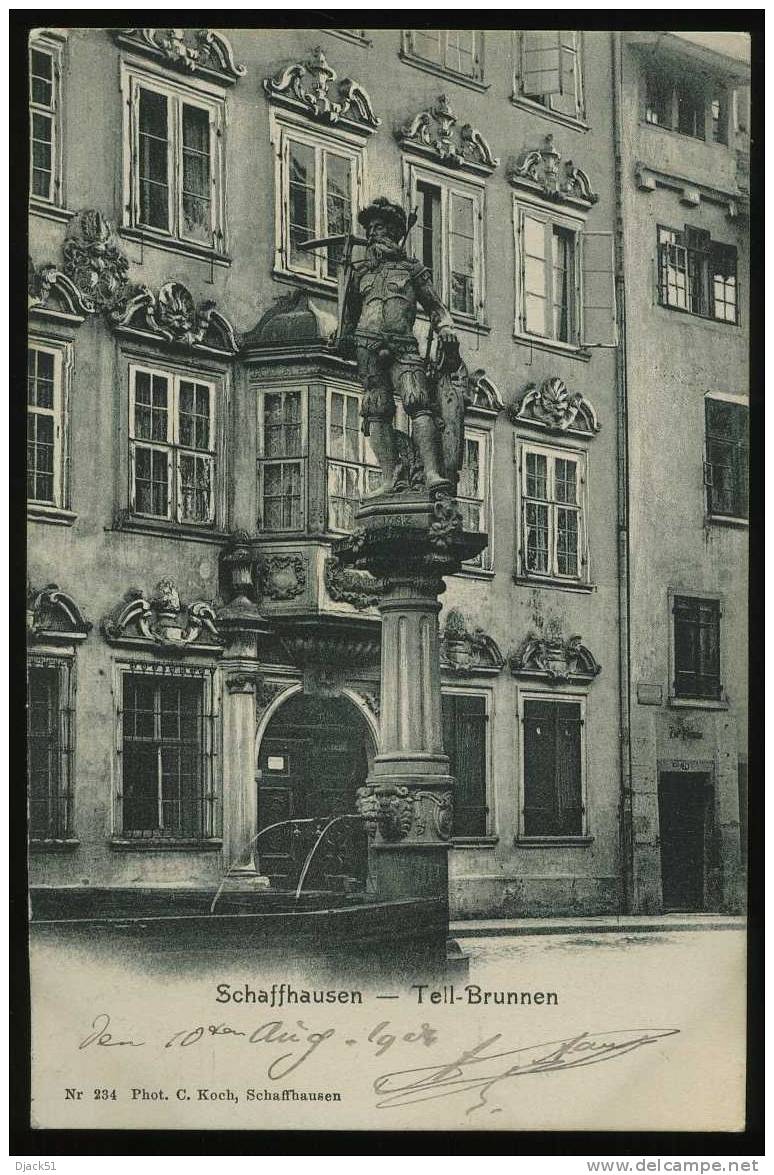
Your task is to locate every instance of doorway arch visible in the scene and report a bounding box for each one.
[255,691,375,889]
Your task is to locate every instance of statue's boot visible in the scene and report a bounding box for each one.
[412,413,452,495]
[363,419,399,498]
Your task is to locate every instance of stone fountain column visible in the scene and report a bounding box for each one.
[336,491,486,905]
[216,532,272,873]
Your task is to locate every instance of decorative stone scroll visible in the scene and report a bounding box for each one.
[397,94,499,176]
[510,633,601,684]
[113,29,246,85]
[110,281,240,355]
[510,134,598,208]
[102,579,223,653]
[324,556,383,610]
[440,609,503,675]
[263,46,380,134]
[27,584,92,644]
[508,377,601,435]
[62,209,130,313]
[28,263,94,323]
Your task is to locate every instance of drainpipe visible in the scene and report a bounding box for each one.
[612,31,635,912]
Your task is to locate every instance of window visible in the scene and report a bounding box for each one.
[27,658,73,840]
[514,31,585,123]
[129,365,217,525]
[672,596,722,701]
[518,443,587,582]
[522,698,584,837]
[705,399,748,520]
[29,34,63,204]
[326,388,379,532]
[27,340,69,510]
[457,429,491,569]
[643,65,731,144]
[403,30,483,82]
[514,203,616,348]
[120,667,215,840]
[408,166,485,323]
[273,118,363,285]
[258,387,307,532]
[658,226,738,323]
[442,693,488,837]
[123,66,225,250]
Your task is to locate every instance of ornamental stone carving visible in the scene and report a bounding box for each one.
[260,554,307,601]
[110,281,240,354]
[510,134,598,207]
[27,584,92,643]
[102,580,222,653]
[355,784,414,842]
[413,791,454,840]
[255,679,288,714]
[508,377,601,435]
[62,210,130,312]
[510,633,601,683]
[28,261,94,322]
[440,609,504,675]
[429,492,464,549]
[263,47,380,134]
[324,556,383,610]
[113,29,246,85]
[465,369,503,414]
[397,94,499,176]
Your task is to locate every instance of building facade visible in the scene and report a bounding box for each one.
[26,27,748,917]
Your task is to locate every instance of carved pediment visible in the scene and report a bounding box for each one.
[263,46,380,134]
[508,377,600,435]
[110,281,239,355]
[397,94,499,176]
[113,29,246,85]
[28,584,92,644]
[102,579,223,654]
[510,135,598,208]
[465,369,503,415]
[510,633,600,683]
[28,262,94,323]
[441,610,504,676]
[324,557,383,610]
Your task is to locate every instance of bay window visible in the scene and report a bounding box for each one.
[258,387,307,532]
[326,387,379,532]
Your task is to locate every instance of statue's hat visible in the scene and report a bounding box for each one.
[357,197,407,240]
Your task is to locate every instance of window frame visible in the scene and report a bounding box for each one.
[517,689,589,842]
[120,61,227,257]
[657,223,739,326]
[270,110,366,291]
[325,384,379,534]
[27,336,72,516]
[27,653,76,844]
[113,662,220,845]
[127,361,220,528]
[512,30,587,128]
[641,62,731,145]
[513,197,585,348]
[29,31,65,209]
[668,592,725,706]
[442,686,494,843]
[404,159,487,328]
[516,439,589,587]
[401,29,485,88]
[704,394,749,523]
[257,383,309,535]
[457,425,493,573]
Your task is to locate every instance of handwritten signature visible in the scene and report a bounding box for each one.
[373,1028,681,1115]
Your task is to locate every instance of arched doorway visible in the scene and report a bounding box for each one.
[256,693,373,891]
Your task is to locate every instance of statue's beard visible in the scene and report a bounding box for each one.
[367,240,402,261]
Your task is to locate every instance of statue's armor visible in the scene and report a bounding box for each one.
[346,255,453,434]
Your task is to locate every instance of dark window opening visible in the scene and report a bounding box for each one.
[705,399,748,519]
[673,596,721,701]
[658,225,738,324]
[442,693,487,837]
[523,699,583,836]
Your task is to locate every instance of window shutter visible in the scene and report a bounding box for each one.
[559,33,578,100]
[521,31,563,97]
[580,230,618,348]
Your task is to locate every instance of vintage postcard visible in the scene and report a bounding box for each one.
[24,23,751,1134]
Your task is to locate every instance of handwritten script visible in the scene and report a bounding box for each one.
[78,1015,679,1113]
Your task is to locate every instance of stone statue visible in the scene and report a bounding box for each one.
[337,197,466,497]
